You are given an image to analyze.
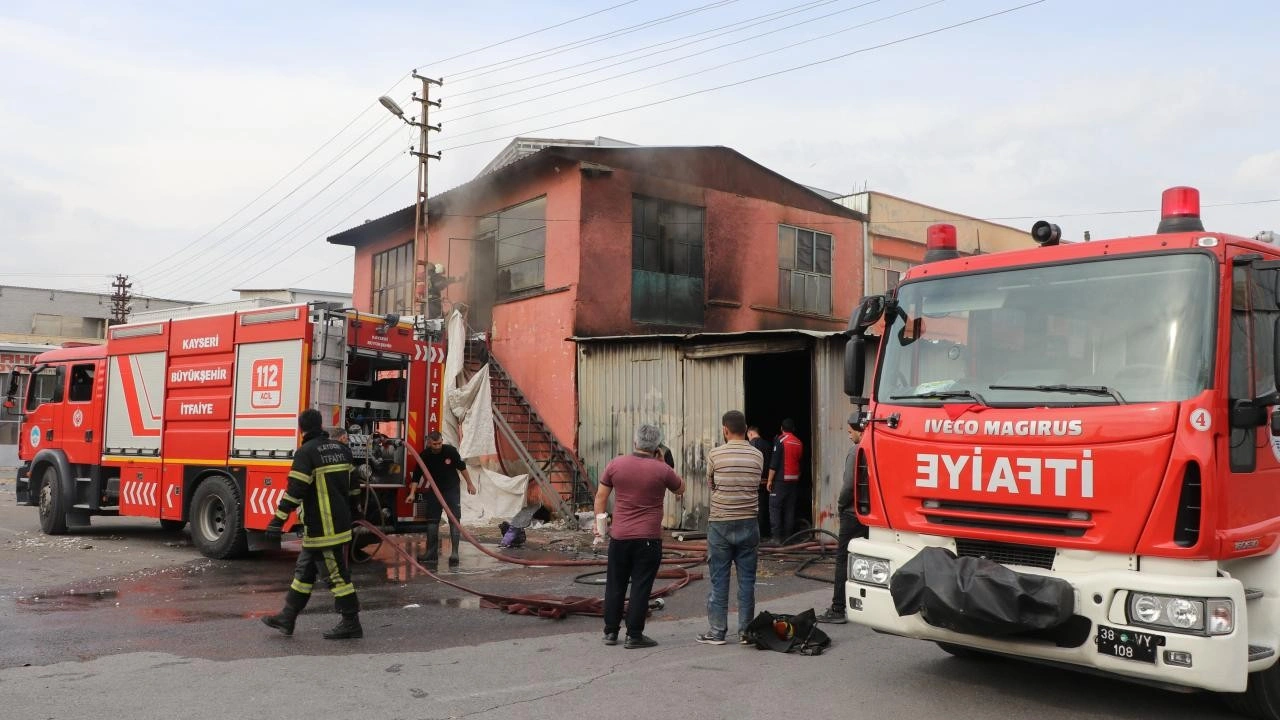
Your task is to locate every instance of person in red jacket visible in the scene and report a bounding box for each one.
[766,418,804,544]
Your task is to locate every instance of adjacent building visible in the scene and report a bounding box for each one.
[0,285,195,346]
[836,191,1031,295]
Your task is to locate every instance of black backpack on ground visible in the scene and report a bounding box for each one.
[742,608,831,656]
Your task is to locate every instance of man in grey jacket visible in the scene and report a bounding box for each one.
[817,418,868,624]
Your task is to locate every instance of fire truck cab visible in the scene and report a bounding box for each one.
[6,304,442,559]
[842,188,1280,717]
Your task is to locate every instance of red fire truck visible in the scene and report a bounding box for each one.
[842,187,1280,715]
[5,304,444,559]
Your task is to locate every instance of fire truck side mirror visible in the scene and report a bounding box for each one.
[849,295,886,334]
[844,334,867,402]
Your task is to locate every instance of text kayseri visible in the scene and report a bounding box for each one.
[924,418,1084,437]
[181,335,220,350]
[916,448,1094,498]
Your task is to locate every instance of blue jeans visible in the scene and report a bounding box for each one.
[706,518,760,638]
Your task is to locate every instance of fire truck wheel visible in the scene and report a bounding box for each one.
[190,475,249,559]
[935,642,994,661]
[37,464,69,535]
[1225,665,1280,720]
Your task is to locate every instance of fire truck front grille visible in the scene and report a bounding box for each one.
[954,539,1056,570]
[921,499,1091,538]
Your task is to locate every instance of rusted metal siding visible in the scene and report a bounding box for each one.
[670,354,744,529]
[576,340,682,493]
[576,341,745,530]
[812,335,856,532]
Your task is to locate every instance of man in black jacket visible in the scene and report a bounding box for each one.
[261,409,363,639]
[817,418,868,624]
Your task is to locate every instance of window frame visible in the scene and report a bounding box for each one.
[630,195,706,326]
[68,363,95,403]
[777,224,833,316]
[371,241,415,315]
[489,196,548,300]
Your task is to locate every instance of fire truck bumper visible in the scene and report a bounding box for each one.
[845,530,1251,693]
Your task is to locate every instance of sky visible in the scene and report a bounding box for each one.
[2,0,1278,302]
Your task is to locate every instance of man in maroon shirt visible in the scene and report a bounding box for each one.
[594,423,685,649]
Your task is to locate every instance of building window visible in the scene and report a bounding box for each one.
[372,242,414,315]
[631,195,705,326]
[478,196,547,300]
[868,255,914,295]
[777,225,832,316]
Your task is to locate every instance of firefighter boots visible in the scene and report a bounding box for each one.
[323,613,364,640]
[448,524,461,565]
[261,606,299,636]
[417,522,440,563]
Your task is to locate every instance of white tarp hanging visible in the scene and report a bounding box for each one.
[440,308,468,447]
[460,466,530,525]
[450,364,496,460]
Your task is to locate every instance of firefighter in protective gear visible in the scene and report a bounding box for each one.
[261,408,363,639]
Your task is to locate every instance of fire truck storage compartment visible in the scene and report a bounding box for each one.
[165,314,237,464]
[118,465,161,518]
[231,338,305,458]
[245,467,291,529]
[103,321,168,456]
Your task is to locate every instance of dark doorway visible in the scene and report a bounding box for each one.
[743,351,813,536]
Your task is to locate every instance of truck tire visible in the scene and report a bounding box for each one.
[936,642,994,660]
[1224,665,1280,720]
[189,475,249,559]
[36,464,69,535]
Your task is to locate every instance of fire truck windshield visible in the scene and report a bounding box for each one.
[877,252,1216,406]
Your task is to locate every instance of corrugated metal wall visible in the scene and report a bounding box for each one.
[812,335,855,532]
[672,354,743,529]
[578,334,859,533]
[577,342,744,530]
[577,339,682,487]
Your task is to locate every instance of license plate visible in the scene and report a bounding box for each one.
[1096,624,1163,663]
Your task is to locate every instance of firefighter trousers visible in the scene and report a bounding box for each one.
[284,544,360,615]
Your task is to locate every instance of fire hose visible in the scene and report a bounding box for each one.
[351,442,704,620]
[351,443,843,618]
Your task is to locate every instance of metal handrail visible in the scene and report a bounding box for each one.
[492,406,574,518]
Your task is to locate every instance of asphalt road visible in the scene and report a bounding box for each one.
[0,476,1241,720]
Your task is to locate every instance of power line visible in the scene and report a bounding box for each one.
[140,2,646,282]
[440,1,1046,153]
[141,108,403,281]
[439,0,744,82]
[148,124,409,296]
[442,0,923,131]
[184,151,409,297]
[443,0,843,103]
[287,253,354,288]
[216,168,417,298]
[425,0,642,73]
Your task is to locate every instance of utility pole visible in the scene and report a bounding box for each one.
[379,72,442,339]
[410,72,443,334]
[109,274,133,326]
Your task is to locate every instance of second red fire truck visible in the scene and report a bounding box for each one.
[841,187,1280,717]
[5,304,444,559]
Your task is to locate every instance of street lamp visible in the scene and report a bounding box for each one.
[378,95,406,119]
